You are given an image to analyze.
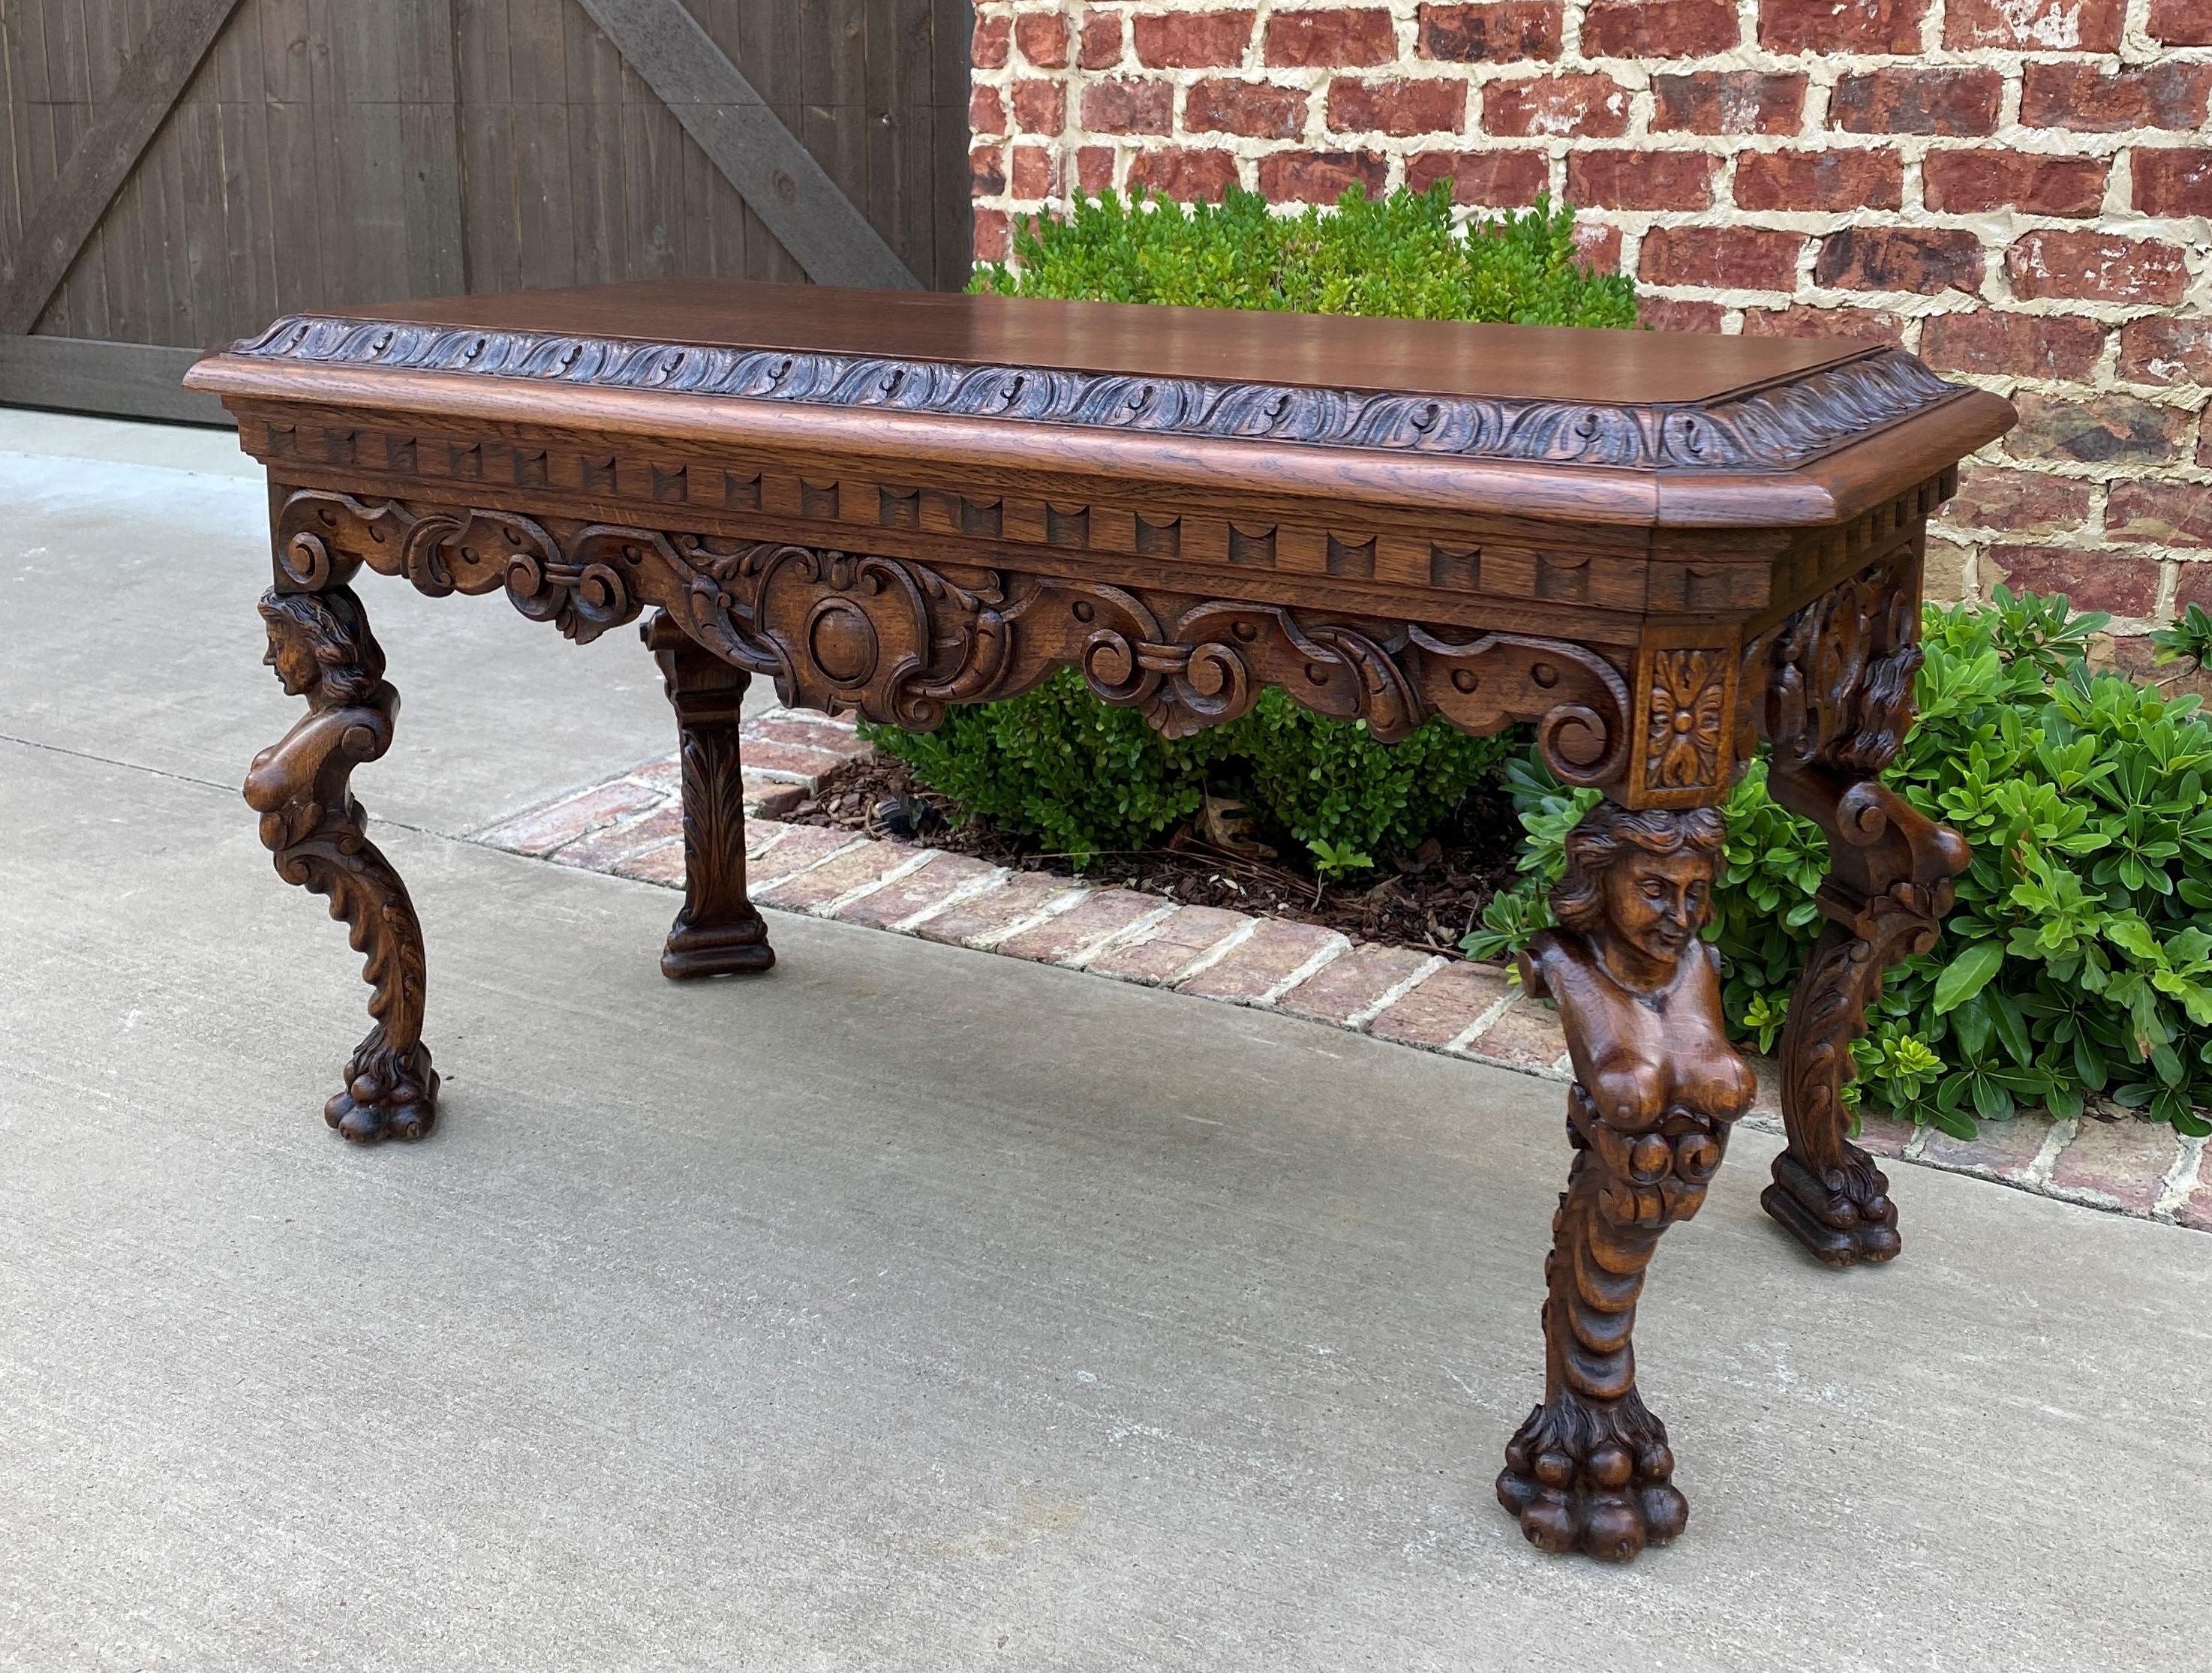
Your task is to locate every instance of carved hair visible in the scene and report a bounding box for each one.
[1552,803,1727,936]
[259,588,386,705]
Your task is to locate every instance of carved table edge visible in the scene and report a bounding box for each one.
[192,314,1982,476]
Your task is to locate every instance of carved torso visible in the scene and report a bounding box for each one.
[1525,929,1755,1130]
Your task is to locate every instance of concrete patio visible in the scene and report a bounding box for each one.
[3,414,2207,1671]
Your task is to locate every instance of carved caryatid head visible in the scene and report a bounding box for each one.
[1552,804,1727,984]
[258,588,385,705]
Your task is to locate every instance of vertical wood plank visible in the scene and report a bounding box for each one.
[461,101,522,293]
[689,0,747,278]
[336,0,413,306]
[52,0,107,336]
[131,0,196,345]
[508,0,576,287]
[302,0,358,308]
[455,0,521,292]
[396,0,467,296]
[0,25,19,276]
[77,0,132,341]
[175,91,226,345]
[733,0,804,282]
[146,8,205,344]
[620,54,681,280]
[260,0,323,311]
[875,0,939,287]
[931,0,972,290]
[801,0,869,282]
[212,0,275,337]
[563,0,626,283]
[3,0,62,334]
[218,76,276,337]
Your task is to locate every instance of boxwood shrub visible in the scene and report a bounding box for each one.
[864,672,1510,873]
[1465,590,2212,1136]
[863,182,1636,874]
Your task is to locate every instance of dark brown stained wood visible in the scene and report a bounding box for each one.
[215,285,1992,1561]
[1502,803,1753,1559]
[571,0,921,290]
[0,0,243,335]
[341,277,1874,407]
[196,281,2014,530]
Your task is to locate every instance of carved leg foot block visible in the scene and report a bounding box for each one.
[1762,1147,1901,1268]
[1497,1391,1686,1563]
[661,913,776,980]
[324,1038,440,1143]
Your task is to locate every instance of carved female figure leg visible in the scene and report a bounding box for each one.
[244,586,437,1143]
[1497,805,1754,1561]
[644,612,774,980]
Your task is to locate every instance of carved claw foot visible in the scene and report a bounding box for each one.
[324,1038,440,1143]
[1497,1391,1686,1562]
[661,913,776,980]
[1762,1146,1901,1268]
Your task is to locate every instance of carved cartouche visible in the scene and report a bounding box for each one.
[1498,805,1752,1561]
[246,589,437,1142]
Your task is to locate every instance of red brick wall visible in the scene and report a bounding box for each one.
[969,2,2212,655]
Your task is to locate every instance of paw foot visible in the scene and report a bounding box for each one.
[1764,1148,1901,1268]
[323,1043,439,1144]
[1497,1395,1685,1562]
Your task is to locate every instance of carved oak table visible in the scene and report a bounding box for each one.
[188,281,2011,1562]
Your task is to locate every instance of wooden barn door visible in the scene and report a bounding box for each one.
[0,0,974,424]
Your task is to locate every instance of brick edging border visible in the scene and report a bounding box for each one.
[470,706,2212,1234]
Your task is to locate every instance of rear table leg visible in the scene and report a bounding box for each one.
[644,612,774,979]
[1763,768,1969,1266]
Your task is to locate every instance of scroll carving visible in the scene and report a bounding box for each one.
[1759,557,1970,1265]
[243,587,437,1143]
[277,489,643,644]
[235,315,1964,473]
[1499,804,1753,1561]
[272,491,1636,788]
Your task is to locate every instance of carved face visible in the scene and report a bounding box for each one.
[263,615,319,697]
[1599,848,1710,970]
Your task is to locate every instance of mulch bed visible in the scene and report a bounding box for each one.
[783,755,1525,956]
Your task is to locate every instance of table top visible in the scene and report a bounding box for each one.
[344,279,1865,410]
[188,279,2014,530]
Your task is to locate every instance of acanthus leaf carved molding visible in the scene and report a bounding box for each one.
[234,314,1964,474]
[1763,548,1925,780]
[273,488,1635,789]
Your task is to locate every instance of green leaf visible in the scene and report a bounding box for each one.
[1933,942,2006,1015]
